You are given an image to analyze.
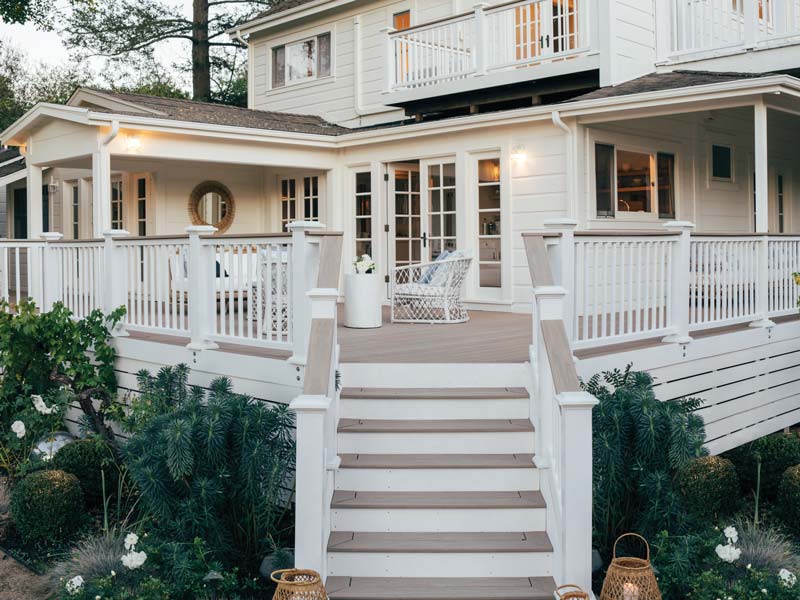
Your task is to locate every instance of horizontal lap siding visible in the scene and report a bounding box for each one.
[610,0,656,84]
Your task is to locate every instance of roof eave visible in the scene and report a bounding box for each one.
[0,104,96,147]
[229,0,355,37]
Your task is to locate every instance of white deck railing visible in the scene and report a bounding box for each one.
[386,0,584,91]
[665,0,800,58]
[543,222,799,350]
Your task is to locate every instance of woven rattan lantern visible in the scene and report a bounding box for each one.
[599,534,662,600]
[555,584,590,599]
[270,569,327,600]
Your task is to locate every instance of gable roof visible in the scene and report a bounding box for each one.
[0,151,25,182]
[251,0,317,20]
[70,88,351,136]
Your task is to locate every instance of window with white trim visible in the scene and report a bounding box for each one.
[477,158,501,288]
[303,176,319,221]
[71,184,80,239]
[111,180,124,230]
[711,144,733,181]
[427,162,456,260]
[136,177,147,236]
[272,33,331,88]
[354,171,372,257]
[777,173,785,233]
[280,178,297,231]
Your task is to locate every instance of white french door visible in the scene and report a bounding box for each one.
[388,163,423,271]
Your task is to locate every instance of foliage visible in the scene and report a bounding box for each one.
[688,568,799,600]
[651,529,717,600]
[778,465,800,535]
[587,366,707,562]
[123,366,295,579]
[49,533,126,594]
[677,455,740,521]
[0,0,52,27]
[726,432,800,500]
[733,517,800,573]
[52,438,119,507]
[10,469,84,546]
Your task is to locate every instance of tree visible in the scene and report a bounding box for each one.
[0,0,52,27]
[63,0,273,103]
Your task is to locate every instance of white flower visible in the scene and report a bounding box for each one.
[779,568,797,588]
[31,394,56,415]
[723,525,739,544]
[65,575,84,595]
[121,550,147,570]
[715,543,741,564]
[110,570,116,577]
[96,596,102,600]
[124,533,139,550]
[11,421,25,439]
[353,254,376,274]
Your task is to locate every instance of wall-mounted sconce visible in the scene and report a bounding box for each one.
[47,176,58,196]
[510,143,527,161]
[126,134,142,153]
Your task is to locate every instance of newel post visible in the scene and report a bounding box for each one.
[185,225,219,351]
[663,221,694,344]
[543,218,577,342]
[381,27,397,92]
[288,221,325,366]
[102,229,130,337]
[40,232,63,312]
[557,390,598,592]
[743,0,758,48]
[750,234,775,329]
[473,3,488,75]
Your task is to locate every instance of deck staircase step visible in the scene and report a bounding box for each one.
[326,576,558,600]
[339,453,535,469]
[327,531,553,553]
[337,419,534,433]
[331,490,545,509]
[340,387,528,400]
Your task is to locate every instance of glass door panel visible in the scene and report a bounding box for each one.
[392,166,421,267]
[427,162,457,260]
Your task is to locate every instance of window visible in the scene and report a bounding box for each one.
[137,178,148,236]
[393,10,410,29]
[280,178,297,231]
[711,144,733,181]
[777,174,785,233]
[428,162,456,260]
[272,33,331,88]
[477,158,501,288]
[594,143,676,219]
[303,176,319,222]
[354,172,372,256]
[72,185,80,239]
[42,185,49,233]
[13,189,26,239]
[111,180,124,230]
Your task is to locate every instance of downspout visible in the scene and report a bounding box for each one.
[551,110,578,223]
[354,15,396,121]
[102,120,120,146]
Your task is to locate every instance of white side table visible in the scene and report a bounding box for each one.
[343,273,383,328]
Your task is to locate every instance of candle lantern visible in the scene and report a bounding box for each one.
[599,533,662,600]
[271,569,327,600]
[555,584,590,599]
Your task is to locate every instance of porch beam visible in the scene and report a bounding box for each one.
[754,99,769,233]
[26,157,43,239]
[92,147,112,237]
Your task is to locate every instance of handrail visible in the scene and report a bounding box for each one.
[388,10,475,36]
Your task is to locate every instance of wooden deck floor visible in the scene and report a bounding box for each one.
[337,306,532,363]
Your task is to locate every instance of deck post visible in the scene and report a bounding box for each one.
[185,225,219,350]
[654,0,672,62]
[288,221,326,366]
[41,232,63,312]
[25,159,44,240]
[743,0,758,48]
[543,219,577,342]
[102,229,130,337]
[750,234,776,329]
[663,221,694,344]
[381,27,397,92]
[473,3,488,75]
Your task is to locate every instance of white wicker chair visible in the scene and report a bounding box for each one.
[390,254,472,324]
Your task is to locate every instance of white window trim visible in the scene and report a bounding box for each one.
[268,28,335,91]
[709,142,736,185]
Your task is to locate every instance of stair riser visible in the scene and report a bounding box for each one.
[338,432,535,454]
[331,507,546,532]
[335,468,540,492]
[339,399,529,421]
[327,552,554,578]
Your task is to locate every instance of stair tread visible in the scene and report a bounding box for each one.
[339,453,535,469]
[327,531,553,553]
[341,387,528,400]
[331,490,545,509]
[338,419,535,433]
[326,576,557,599]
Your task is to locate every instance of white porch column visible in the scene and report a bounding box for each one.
[103,229,131,336]
[663,221,695,344]
[186,225,220,350]
[754,100,769,233]
[26,161,43,239]
[92,147,112,238]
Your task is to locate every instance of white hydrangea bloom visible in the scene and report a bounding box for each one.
[11,420,25,439]
[121,550,147,570]
[31,394,56,415]
[723,525,739,544]
[779,569,797,588]
[124,533,139,550]
[65,575,84,595]
[715,543,741,563]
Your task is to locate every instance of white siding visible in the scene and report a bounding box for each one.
[608,0,657,85]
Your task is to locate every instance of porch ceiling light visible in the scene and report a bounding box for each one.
[510,144,526,161]
[126,134,142,153]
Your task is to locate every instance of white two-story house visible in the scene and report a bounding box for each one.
[2,1,800,597]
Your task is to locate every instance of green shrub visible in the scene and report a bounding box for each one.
[677,456,739,520]
[10,469,84,545]
[51,438,118,506]
[778,464,800,534]
[726,432,800,500]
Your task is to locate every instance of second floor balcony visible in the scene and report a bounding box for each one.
[384,0,597,104]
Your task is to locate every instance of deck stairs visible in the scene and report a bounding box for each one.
[325,364,556,600]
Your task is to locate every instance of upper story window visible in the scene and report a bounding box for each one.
[272,33,331,88]
[393,10,410,29]
[711,144,733,181]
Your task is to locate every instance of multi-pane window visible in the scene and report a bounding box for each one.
[657,153,676,219]
[394,169,421,267]
[272,33,331,88]
[72,185,80,239]
[303,176,319,222]
[428,163,456,260]
[281,178,297,231]
[136,177,147,236]
[354,172,372,257]
[477,158,501,288]
[111,180,124,230]
[777,174,785,233]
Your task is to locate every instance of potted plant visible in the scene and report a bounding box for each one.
[344,255,382,328]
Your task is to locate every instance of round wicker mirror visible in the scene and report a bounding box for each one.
[188,181,234,233]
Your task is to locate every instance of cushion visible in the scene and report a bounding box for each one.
[419,250,450,284]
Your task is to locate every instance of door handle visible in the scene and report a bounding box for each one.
[422,232,427,248]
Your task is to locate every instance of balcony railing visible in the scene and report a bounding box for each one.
[387,0,583,91]
[666,0,800,58]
